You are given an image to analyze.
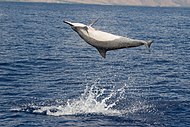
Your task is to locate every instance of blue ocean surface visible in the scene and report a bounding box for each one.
[0,2,190,127]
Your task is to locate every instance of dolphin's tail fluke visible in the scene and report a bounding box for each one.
[145,40,153,48]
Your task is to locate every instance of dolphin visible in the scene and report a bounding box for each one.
[64,20,153,58]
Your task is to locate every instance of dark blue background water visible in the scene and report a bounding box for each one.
[0,2,190,127]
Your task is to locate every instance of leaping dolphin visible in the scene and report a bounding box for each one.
[64,20,153,58]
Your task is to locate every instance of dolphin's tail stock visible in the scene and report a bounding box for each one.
[145,40,153,48]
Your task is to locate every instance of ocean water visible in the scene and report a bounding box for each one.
[0,2,190,127]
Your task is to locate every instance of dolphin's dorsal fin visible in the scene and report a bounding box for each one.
[97,48,107,58]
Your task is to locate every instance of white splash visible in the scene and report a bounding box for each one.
[32,84,127,116]
[11,82,152,116]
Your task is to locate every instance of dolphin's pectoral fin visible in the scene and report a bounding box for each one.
[84,26,89,35]
[97,48,107,58]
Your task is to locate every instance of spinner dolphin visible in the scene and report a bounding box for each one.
[64,20,153,58]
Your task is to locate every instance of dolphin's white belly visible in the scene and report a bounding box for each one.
[89,30,121,42]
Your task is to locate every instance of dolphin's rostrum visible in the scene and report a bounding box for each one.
[64,20,153,58]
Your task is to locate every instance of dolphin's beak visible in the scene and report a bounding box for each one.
[64,21,74,26]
